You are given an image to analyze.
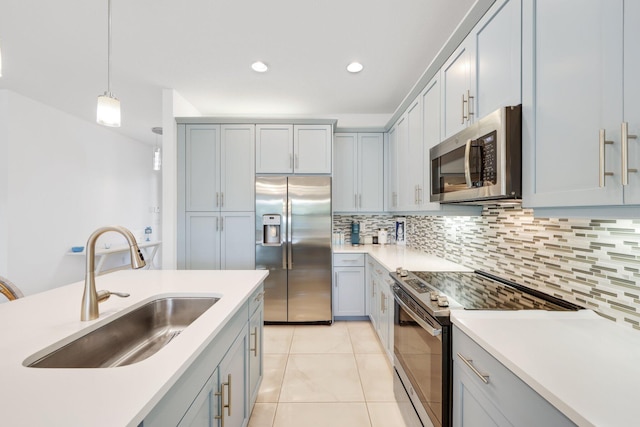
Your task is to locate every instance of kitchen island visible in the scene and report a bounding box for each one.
[0,269,268,427]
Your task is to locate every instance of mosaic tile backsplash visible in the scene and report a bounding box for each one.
[335,207,640,330]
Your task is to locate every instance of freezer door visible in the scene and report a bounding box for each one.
[255,177,288,322]
[287,176,332,322]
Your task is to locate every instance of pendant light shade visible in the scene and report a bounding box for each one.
[152,127,162,171]
[96,0,120,127]
[97,92,120,127]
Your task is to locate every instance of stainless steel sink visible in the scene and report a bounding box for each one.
[26,296,219,368]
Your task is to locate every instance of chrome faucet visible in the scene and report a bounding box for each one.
[81,226,146,321]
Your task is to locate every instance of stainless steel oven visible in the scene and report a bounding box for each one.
[392,282,451,427]
[430,105,521,204]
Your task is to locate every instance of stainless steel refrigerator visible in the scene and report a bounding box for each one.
[255,176,332,323]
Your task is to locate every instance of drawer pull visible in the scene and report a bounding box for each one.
[457,352,490,384]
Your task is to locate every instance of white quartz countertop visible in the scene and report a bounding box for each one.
[333,244,473,272]
[451,310,640,427]
[0,269,268,427]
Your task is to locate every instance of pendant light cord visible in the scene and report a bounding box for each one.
[107,0,112,95]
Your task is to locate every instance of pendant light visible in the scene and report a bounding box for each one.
[152,127,162,171]
[96,0,120,127]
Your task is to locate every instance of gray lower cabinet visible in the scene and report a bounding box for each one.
[453,325,575,427]
[248,289,264,407]
[144,285,264,427]
[333,254,366,317]
[366,255,393,363]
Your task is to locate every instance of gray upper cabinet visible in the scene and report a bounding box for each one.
[422,73,443,211]
[183,124,255,212]
[442,0,521,140]
[185,125,220,212]
[221,125,256,211]
[387,125,399,211]
[294,124,332,174]
[256,124,332,174]
[333,133,384,212]
[256,124,294,174]
[522,0,640,207]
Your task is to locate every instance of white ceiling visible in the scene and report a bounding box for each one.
[0,0,480,144]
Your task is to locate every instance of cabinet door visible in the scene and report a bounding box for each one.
[422,74,443,211]
[185,125,221,211]
[333,133,358,211]
[406,98,424,210]
[395,115,411,210]
[221,125,255,211]
[294,125,332,174]
[177,368,219,427]
[333,267,365,316]
[186,213,221,270]
[442,39,475,139]
[623,0,640,204]
[453,362,507,427]
[358,133,384,212]
[523,0,623,207]
[220,212,255,270]
[248,307,263,407]
[473,0,521,120]
[387,125,399,211]
[218,327,249,427]
[255,124,294,174]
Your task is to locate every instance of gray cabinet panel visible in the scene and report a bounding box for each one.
[186,213,220,270]
[221,125,255,211]
[185,125,220,212]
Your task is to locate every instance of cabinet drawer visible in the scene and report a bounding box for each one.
[249,283,265,315]
[333,253,365,267]
[453,326,574,426]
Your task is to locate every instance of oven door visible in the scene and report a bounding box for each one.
[393,288,450,427]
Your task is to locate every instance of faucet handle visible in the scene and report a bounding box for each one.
[97,290,130,303]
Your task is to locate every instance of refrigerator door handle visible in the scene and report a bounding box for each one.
[282,243,287,269]
[287,198,293,270]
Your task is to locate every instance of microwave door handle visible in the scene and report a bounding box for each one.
[464,139,473,188]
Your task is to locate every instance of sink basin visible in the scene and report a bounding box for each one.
[26,296,219,368]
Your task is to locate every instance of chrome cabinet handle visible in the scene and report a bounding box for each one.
[622,122,638,186]
[295,154,299,169]
[216,217,219,231]
[290,154,293,169]
[461,93,467,124]
[457,353,490,384]
[354,194,358,209]
[253,291,265,302]
[220,216,224,232]
[335,272,338,288]
[220,192,224,207]
[599,129,614,187]
[216,192,220,207]
[359,194,362,208]
[250,327,258,357]
[467,90,474,122]
[464,139,473,188]
[392,192,397,207]
[380,292,385,313]
[226,374,232,416]
[215,379,226,427]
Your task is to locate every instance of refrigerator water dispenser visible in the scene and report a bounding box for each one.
[262,214,281,245]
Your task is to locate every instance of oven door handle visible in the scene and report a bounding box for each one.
[392,291,442,337]
[464,138,473,188]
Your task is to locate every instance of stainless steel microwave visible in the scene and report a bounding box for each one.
[430,105,522,204]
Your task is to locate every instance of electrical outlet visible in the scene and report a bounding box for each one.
[149,206,161,213]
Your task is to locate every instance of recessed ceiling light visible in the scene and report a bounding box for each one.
[347,62,364,73]
[251,61,268,73]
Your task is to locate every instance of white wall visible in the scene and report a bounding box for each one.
[161,89,201,269]
[0,89,157,296]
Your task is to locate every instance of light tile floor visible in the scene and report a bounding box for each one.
[248,321,423,427]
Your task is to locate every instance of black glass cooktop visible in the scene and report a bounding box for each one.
[409,271,581,311]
